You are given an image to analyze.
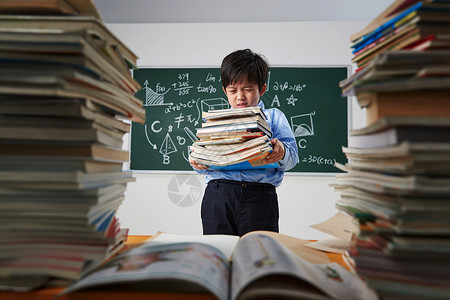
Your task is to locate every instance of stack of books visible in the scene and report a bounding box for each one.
[0,0,145,291]
[189,106,278,170]
[346,0,450,71]
[340,0,450,126]
[333,0,450,299]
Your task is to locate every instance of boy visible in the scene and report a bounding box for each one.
[190,49,299,236]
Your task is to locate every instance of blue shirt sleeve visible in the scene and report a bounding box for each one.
[267,108,299,171]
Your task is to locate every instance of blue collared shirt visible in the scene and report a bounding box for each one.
[193,101,299,187]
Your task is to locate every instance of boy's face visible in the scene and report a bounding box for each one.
[223,80,266,108]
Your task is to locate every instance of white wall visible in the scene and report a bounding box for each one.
[108,21,368,239]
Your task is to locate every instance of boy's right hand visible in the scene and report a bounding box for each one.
[189,159,210,170]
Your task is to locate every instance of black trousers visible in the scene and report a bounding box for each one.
[201,179,279,237]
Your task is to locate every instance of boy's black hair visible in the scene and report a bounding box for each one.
[221,49,269,91]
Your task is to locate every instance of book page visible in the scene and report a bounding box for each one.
[309,211,357,241]
[143,231,240,260]
[230,233,377,300]
[305,212,357,254]
[305,236,351,255]
[247,230,332,264]
[60,242,230,300]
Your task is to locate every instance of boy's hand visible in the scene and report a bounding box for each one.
[263,138,285,164]
[189,159,210,170]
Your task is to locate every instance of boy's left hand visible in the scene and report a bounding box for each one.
[263,138,285,164]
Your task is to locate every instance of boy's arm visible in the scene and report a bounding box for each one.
[265,110,299,171]
[189,159,209,174]
[276,136,299,170]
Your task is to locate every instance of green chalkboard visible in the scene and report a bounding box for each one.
[130,67,348,173]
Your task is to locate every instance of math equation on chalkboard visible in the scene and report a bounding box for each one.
[131,67,349,173]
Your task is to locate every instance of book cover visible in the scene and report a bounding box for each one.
[202,106,266,121]
[196,121,272,139]
[0,98,131,133]
[191,136,271,156]
[192,135,256,146]
[0,143,130,162]
[0,14,137,66]
[354,90,450,125]
[340,49,450,97]
[350,0,421,43]
[350,116,450,135]
[348,125,450,148]
[208,153,280,170]
[190,144,274,167]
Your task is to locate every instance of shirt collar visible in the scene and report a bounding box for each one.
[256,100,265,109]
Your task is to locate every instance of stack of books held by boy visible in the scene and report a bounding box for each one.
[189,106,279,170]
[0,0,145,292]
[333,0,450,299]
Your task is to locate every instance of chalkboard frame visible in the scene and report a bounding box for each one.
[128,65,352,176]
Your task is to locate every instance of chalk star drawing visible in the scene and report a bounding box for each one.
[291,111,315,137]
[143,80,173,106]
[286,94,298,106]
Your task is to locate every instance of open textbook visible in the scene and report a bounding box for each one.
[60,231,377,300]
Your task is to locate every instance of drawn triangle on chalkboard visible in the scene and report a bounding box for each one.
[159,132,177,155]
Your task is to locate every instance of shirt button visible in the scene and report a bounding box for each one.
[242,183,247,187]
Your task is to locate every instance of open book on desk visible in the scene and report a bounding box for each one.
[60,231,377,300]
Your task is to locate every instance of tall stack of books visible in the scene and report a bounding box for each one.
[189,106,278,170]
[333,0,450,299]
[0,0,145,291]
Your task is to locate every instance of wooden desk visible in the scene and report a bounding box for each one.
[0,235,348,300]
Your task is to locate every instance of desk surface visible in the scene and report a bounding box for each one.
[0,235,348,300]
